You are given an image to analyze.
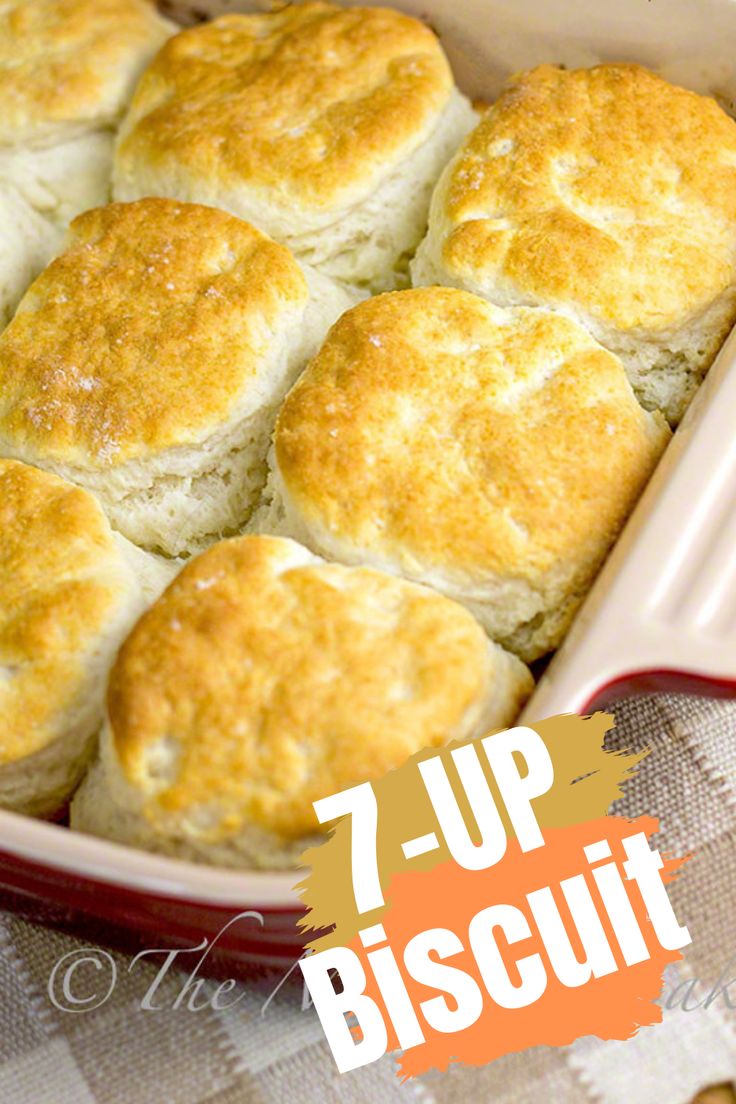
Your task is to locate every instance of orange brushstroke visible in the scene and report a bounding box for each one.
[345,815,688,1079]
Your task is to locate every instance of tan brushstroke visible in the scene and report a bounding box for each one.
[297,712,644,949]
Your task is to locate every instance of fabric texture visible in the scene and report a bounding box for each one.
[0,694,735,1103]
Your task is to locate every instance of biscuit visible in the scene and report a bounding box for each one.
[113,2,477,291]
[0,186,62,330]
[412,63,736,424]
[0,0,173,323]
[255,287,670,662]
[0,459,172,818]
[0,198,356,557]
[71,534,532,867]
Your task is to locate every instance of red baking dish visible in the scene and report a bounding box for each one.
[3,0,736,970]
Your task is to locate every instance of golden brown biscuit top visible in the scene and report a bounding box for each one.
[115,2,453,211]
[437,64,736,332]
[275,288,670,582]
[0,459,134,763]
[108,534,493,839]
[0,199,308,467]
[0,0,172,144]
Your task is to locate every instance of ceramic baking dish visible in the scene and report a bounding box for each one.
[2,0,736,970]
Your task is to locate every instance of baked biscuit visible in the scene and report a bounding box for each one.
[71,534,532,867]
[256,287,670,662]
[412,63,736,424]
[113,2,477,291]
[0,198,356,557]
[0,0,173,324]
[0,187,61,331]
[0,459,171,817]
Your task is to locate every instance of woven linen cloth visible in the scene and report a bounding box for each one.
[0,693,735,1104]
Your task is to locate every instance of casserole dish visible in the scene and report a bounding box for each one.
[2,0,735,970]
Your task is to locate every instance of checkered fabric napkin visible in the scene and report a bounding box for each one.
[0,694,735,1104]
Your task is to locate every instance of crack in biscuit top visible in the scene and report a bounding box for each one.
[0,199,309,467]
[0,460,133,762]
[274,287,670,581]
[439,64,736,332]
[115,2,453,212]
[108,534,493,840]
[0,0,172,144]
